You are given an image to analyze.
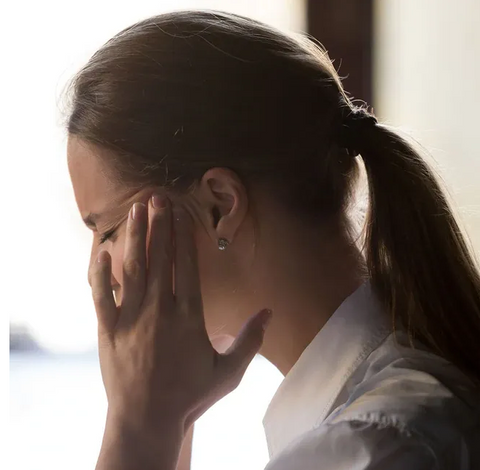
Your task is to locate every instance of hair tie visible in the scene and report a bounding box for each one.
[338,108,378,157]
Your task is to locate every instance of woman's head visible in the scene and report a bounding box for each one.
[67,10,480,382]
[67,11,358,221]
[67,11,361,336]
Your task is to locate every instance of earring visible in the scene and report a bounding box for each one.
[218,238,229,251]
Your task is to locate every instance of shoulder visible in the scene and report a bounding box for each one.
[334,332,480,432]
[265,417,438,470]
[267,333,480,470]
[334,334,480,454]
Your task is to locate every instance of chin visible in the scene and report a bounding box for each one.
[209,334,235,353]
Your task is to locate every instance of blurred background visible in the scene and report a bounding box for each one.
[6,0,480,469]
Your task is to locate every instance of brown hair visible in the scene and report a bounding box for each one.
[66,10,480,383]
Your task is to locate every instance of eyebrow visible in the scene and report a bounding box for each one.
[83,213,101,228]
[83,208,130,231]
[82,189,142,229]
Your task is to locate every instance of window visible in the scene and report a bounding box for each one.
[7,2,302,469]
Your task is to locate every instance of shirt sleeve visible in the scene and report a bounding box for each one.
[264,418,438,470]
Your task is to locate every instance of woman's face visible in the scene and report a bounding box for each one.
[67,137,254,348]
[67,138,152,302]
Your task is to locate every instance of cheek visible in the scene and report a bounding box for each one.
[195,231,229,333]
[195,232,216,298]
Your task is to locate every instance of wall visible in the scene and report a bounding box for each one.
[374,0,480,251]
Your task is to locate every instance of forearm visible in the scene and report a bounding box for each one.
[96,411,185,470]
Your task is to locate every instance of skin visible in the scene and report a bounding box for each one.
[67,136,364,468]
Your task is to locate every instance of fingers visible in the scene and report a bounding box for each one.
[221,309,272,382]
[173,206,203,319]
[91,250,118,337]
[121,203,148,319]
[145,195,174,309]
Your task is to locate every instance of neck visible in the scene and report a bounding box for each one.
[251,219,364,376]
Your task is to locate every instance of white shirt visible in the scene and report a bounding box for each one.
[263,282,480,469]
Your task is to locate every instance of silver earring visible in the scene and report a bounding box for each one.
[218,238,229,251]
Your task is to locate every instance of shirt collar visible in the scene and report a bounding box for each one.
[262,282,392,458]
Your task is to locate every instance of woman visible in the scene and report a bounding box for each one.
[66,10,480,469]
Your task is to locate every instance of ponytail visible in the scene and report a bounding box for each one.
[356,119,480,384]
[66,8,480,384]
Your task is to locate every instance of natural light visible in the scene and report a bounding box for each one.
[7,2,302,469]
[8,1,480,469]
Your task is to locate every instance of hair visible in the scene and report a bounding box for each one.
[66,10,480,384]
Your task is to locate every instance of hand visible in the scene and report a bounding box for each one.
[90,195,272,438]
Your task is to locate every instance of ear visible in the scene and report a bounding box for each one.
[196,167,248,245]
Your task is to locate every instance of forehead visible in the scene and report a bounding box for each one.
[67,136,137,221]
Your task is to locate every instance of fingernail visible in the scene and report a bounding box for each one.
[152,194,166,209]
[97,250,109,264]
[131,202,145,220]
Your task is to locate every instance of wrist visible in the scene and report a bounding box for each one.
[97,409,185,470]
[106,406,185,447]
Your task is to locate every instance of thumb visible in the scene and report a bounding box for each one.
[221,308,273,380]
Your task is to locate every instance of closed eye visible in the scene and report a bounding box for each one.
[99,228,117,244]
